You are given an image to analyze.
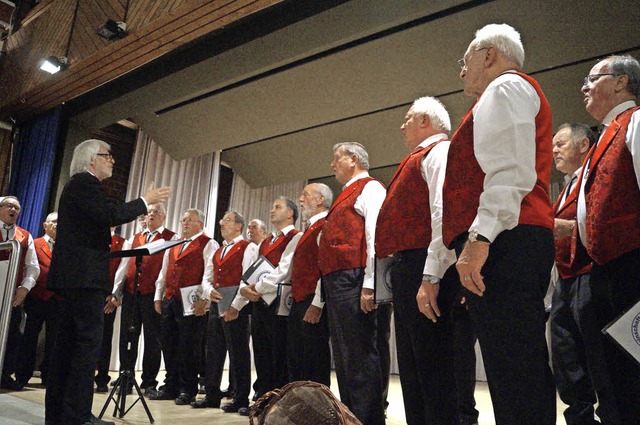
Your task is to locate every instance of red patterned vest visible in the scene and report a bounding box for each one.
[554,181,592,279]
[30,237,59,301]
[125,228,176,295]
[164,234,211,300]
[291,217,325,302]
[442,72,554,248]
[318,177,378,276]
[376,141,444,258]
[259,229,299,268]
[584,106,640,265]
[0,226,29,286]
[213,239,250,288]
[109,234,125,289]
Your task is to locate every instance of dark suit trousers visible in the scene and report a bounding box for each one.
[251,298,288,395]
[286,294,331,387]
[589,248,640,425]
[550,273,615,425]
[95,308,116,386]
[455,225,556,425]
[451,293,479,425]
[118,291,161,388]
[392,249,458,425]
[45,289,104,425]
[160,297,205,396]
[376,302,392,409]
[322,267,385,425]
[1,307,24,384]
[204,304,251,403]
[16,296,59,384]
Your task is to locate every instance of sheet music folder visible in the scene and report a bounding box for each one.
[111,238,186,258]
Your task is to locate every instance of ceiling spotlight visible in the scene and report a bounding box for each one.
[96,19,127,40]
[39,56,68,74]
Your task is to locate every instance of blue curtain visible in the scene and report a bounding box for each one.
[8,105,62,237]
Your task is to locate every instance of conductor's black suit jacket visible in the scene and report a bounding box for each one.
[47,172,147,293]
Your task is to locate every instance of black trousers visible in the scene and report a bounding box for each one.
[160,297,205,396]
[322,268,385,425]
[454,225,556,425]
[392,249,458,425]
[117,291,162,388]
[550,273,610,425]
[45,289,104,425]
[451,291,479,425]
[15,296,59,385]
[589,248,640,425]
[95,308,116,386]
[251,298,288,395]
[286,294,331,387]
[376,302,392,409]
[204,304,251,404]
[1,306,24,384]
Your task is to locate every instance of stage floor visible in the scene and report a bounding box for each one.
[1,371,569,424]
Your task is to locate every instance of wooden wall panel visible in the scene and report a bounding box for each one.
[0,0,284,122]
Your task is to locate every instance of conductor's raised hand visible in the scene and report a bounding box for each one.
[143,182,171,205]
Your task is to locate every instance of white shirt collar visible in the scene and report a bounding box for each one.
[344,171,371,188]
[602,100,637,125]
[185,231,204,241]
[417,133,448,149]
[308,211,328,226]
[224,234,245,246]
[274,224,296,238]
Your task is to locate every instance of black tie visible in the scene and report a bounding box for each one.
[146,230,157,243]
[2,223,13,241]
[221,241,234,260]
[179,239,191,255]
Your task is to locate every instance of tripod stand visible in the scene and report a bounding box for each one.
[99,255,154,423]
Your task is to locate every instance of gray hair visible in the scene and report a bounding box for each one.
[149,203,166,215]
[70,139,110,177]
[225,210,246,231]
[278,196,299,224]
[185,208,205,223]
[411,96,452,133]
[45,212,58,222]
[309,183,334,209]
[250,219,267,233]
[604,54,640,98]
[556,123,597,149]
[0,196,20,207]
[333,142,370,170]
[473,23,525,69]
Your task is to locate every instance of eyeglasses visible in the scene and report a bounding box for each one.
[0,204,20,211]
[147,209,163,215]
[582,73,620,86]
[95,153,114,161]
[458,47,489,70]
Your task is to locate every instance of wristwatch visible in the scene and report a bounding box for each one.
[468,229,490,243]
[424,275,440,285]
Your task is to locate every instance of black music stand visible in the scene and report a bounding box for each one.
[99,238,186,424]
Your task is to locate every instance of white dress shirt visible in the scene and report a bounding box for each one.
[417,135,458,279]
[252,224,302,295]
[304,211,328,308]
[112,226,179,298]
[0,220,39,291]
[153,231,219,302]
[200,234,258,311]
[577,101,640,245]
[558,167,581,210]
[345,171,386,290]
[470,71,541,242]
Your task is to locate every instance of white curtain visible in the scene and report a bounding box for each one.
[109,129,218,371]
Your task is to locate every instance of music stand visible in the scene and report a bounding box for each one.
[99,238,186,424]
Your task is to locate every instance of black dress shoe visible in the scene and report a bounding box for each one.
[191,395,221,408]
[175,392,195,405]
[222,400,249,413]
[147,388,177,400]
[95,384,109,393]
[81,415,115,425]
